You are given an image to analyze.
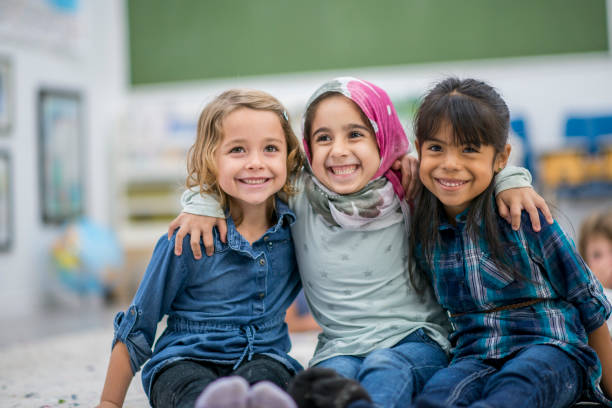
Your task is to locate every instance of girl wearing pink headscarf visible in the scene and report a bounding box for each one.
[174,78,540,407]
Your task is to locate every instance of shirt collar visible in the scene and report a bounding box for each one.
[437,194,494,232]
[217,197,296,251]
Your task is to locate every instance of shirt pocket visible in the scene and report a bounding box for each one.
[478,253,515,290]
[267,237,295,276]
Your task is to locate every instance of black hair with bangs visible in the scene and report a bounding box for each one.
[408,77,517,294]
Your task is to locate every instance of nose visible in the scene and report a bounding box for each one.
[246,151,265,170]
[329,137,349,158]
[441,151,461,171]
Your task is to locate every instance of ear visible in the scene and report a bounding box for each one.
[494,144,512,173]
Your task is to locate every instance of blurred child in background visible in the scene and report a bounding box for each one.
[580,207,612,329]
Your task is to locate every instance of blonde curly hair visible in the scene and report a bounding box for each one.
[186,89,303,223]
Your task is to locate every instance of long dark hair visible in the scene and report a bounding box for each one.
[409,77,515,293]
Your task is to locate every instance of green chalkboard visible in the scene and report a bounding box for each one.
[127,0,608,85]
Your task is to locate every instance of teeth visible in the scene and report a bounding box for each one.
[242,178,267,184]
[438,179,466,187]
[331,165,357,175]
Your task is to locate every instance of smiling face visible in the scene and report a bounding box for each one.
[309,95,380,195]
[417,121,510,220]
[215,108,287,214]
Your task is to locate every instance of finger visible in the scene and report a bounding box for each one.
[167,218,179,240]
[218,219,228,243]
[539,199,554,224]
[202,230,214,257]
[391,159,401,170]
[191,233,202,259]
[526,203,541,232]
[401,163,410,194]
[174,228,184,256]
[408,159,419,198]
[510,203,522,231]
[496,197,510,221]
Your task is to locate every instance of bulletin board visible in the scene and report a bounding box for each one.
[127,0,608,85]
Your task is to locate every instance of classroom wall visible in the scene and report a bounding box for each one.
[0,1,611,320]
[0,0,127,318]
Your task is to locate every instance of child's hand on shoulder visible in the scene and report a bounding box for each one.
[168,213,227,258]
[392,154,419,199]
[496,187,553,232]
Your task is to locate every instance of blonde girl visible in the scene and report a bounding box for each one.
[98,89,303,408]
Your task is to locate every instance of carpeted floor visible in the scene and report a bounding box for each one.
[0,326,318,407]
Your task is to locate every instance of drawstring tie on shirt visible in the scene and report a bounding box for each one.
[233,324,256,369]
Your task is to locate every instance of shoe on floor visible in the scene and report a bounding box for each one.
[195,376,249,408]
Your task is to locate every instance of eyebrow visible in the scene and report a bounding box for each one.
[312,123,371,136]
[223,136,284,144]
[425,136,448,144]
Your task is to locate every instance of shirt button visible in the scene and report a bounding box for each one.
[259,258,265,266]
[259,292,265,298]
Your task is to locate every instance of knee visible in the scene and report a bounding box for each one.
[361,349,398,369]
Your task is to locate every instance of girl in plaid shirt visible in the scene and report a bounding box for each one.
[410,77,612,408]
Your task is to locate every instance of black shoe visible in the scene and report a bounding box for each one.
[288,367,372,408]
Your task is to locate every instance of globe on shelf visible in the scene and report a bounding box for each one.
[51,218,123,297]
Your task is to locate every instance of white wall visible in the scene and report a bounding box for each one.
[0,0,127,318]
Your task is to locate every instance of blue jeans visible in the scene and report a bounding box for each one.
[316,329,448,408]
[414,345,584,408]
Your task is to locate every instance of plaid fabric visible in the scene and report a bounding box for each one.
[417,200,612,403]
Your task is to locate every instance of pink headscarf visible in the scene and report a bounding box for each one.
[302,77,410,199]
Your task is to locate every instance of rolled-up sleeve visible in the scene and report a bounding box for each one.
[536,217,612,333]
[111,234,191,373]
[181,188,225,218]
[493,165,532,195]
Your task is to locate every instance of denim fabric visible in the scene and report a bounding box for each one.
[112,198,302,402]
[416,202,611,404]
[316,329,448,408]
[414,345,584,408]
[150,355,293,408]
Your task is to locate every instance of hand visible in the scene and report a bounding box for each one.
[167,213,227,258]
[391,154,420,200]
[495,187,553,231]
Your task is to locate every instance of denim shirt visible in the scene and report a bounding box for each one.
[112,198,302,400]
[417,201,612,404]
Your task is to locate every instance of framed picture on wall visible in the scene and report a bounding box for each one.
[0,57,12,133]
[0,151,11,250]
[38,89,85,224]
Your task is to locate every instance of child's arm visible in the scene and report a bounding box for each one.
[99,234,193,405]
[97,342,133,408]
[168,189,227,258]
[588,322,612,398]
[493,165,553,232]
[391,154,419,199]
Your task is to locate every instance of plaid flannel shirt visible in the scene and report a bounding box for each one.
[418,201,612,404]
